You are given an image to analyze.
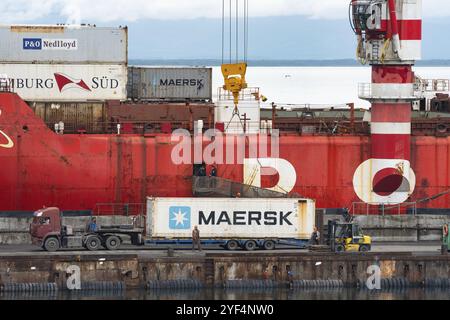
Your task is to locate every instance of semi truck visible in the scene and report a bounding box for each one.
[30,197,315,252]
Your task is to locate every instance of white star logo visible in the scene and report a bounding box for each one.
[171,209,188,226]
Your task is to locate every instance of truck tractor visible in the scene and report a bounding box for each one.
[30,207,144,252]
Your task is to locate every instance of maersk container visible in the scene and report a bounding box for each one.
[146,197,315,241]
[0,64,127,101]
[0,25,127,64]
[127,67,212,101]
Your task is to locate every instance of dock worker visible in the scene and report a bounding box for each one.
[210,166,217,177]
[192,225,202,251]
[197,162,207,177]
[310,226,320,245]
[87,217,98,233]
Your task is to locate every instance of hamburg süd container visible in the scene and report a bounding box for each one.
[146,197,315,240]
[0,25,127,64]
[127,67,212,101]
[0,64,127,101]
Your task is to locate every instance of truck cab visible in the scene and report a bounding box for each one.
[30,207,63,251]
[30,207,145,252]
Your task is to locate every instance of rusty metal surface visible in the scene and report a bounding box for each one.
[0,250,449,289]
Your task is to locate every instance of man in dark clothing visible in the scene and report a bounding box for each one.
[197,164,206,177]
[192,225,202,251]
[310,226,320,245]
[210,166,217,177]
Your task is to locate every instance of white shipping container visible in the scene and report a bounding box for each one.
[0,25,127,64]
[0,64,127,101]
[128,67,212,101]
[146,197,315,239]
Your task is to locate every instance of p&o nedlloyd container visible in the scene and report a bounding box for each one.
[127,67,212,102]
[0,25,127,64]
[146,197,315,248]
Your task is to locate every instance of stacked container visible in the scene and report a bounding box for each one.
[0,25,128,102]
[127,67,213,102]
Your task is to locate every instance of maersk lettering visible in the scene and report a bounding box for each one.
[198,211,293,226]
[160,79,204,87]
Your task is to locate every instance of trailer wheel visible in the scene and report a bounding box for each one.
[43,237,60,252]
[105,236,121,250]
[244,240,257,251]
[335,244,345,253]
[263,240,276,250]
[85,236,101,251]
[226,240,239,251]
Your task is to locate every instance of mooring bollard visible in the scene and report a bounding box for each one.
[167,246,174,257]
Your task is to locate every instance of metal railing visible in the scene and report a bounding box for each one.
[358,83,421,100]
[45,120,211,135]
[416,79,449,92]
[0,79,13,93]
[217,87,261,102]
[351,202,417,216]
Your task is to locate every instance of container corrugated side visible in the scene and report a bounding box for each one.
[128,67,212,101]
[146,197,315,239]
[0,25,127,64]
[29,101,106,133]
[0,64,127,101]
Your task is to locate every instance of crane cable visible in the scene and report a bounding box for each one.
[222,0,250,132]
[221,0,249,64]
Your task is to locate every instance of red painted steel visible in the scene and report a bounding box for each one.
[380,20,422,40]
[371,134,411,160]
[371,103,411,122]
[372,66,414,83]
[0,93,449,214]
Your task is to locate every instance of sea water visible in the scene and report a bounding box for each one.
[212,66,450,108]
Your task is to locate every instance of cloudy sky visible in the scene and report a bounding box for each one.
[2,0,450,59]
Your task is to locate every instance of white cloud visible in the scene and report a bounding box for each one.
[0,0,448,23]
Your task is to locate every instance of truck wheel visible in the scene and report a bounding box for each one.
[263,240,276,250]
[43,237,60,252]
[226,240,239,251]
[85,236,101,251]
[335,244,345,253]
[105,236,121,250]
[244,240,257,251]
[359,244,370,252]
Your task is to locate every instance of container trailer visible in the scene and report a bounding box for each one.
[30,197,315,252]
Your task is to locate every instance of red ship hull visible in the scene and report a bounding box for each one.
[0,93,449,214]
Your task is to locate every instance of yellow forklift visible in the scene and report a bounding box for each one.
[327,210,372,252]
